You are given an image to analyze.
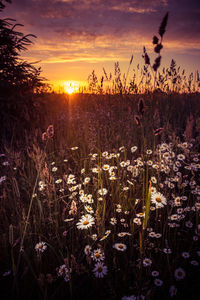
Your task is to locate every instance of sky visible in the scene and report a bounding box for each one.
[1,0,200,90]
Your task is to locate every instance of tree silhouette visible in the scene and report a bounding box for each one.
[0,1,47,147]
[0,1,45,94]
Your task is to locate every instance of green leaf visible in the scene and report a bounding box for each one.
[143,182,151,230]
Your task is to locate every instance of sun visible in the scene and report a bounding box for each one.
[64,81,79,94]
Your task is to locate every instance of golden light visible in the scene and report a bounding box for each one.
[64,81,79,94]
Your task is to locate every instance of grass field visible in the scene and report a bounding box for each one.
[0,90,200,300]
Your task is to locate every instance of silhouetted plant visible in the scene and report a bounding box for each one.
[114,62,123,94]
[142,12,169,89]
[0,1,47,147]
[0,4,45,94]
[88,70,98,93]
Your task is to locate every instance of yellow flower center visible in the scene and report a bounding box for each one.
[156,197,162,203]
[97,267,102,272]
[95,253,101,258]
[83,220,89,225]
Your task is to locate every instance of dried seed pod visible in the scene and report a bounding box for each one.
[154,43,163,54]
[159,12,169,38]
[152,36,159,44]
[142,47,150,65]
[153,56,162,72]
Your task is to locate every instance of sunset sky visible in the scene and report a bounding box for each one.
[2,0,200,90]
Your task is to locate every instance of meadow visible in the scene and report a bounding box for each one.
[1,88,200,300]
[1,9,200,300]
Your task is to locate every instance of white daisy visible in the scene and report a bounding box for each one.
[133,218,142,225]
[174,267,186,280]
[91,249,105,262]
[93,262,108,278]
[143,258,152,267]
[151,176,157,184]
[117,232,131,237]
[177,154,185,161]
[154,278,163,286]
[52,167,58,172]
[84,245,92,255]
[113,243,127,251]
[102,164,110,171]
[83,177,90,185]
[55,179,62,184]
[151,192,167,208]
[131,146,137,153]
[84,205,94,214]
[181,252,190,258]
[110,217,117,225]
[35,241,47,253]
[98,188,108,196]
[76,214,95,230]
[152,270,159,277]
[190,260,199,266]
[71,146,78,150]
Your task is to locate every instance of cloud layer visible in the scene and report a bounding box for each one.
[1,0,200,82]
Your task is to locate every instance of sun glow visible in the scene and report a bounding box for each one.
[64,81,79,94]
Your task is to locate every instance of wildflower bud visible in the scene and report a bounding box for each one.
[46,125,54,138]
[69,200,77,215]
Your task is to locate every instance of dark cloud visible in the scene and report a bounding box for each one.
[2,0,199,44]
[2,0,167,37]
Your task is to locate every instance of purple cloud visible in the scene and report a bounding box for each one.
[1,0,200,82]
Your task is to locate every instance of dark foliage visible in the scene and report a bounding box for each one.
[0,2,46,147]
[0,16,45,94]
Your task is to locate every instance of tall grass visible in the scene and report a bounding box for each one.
[1,90,200,300]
